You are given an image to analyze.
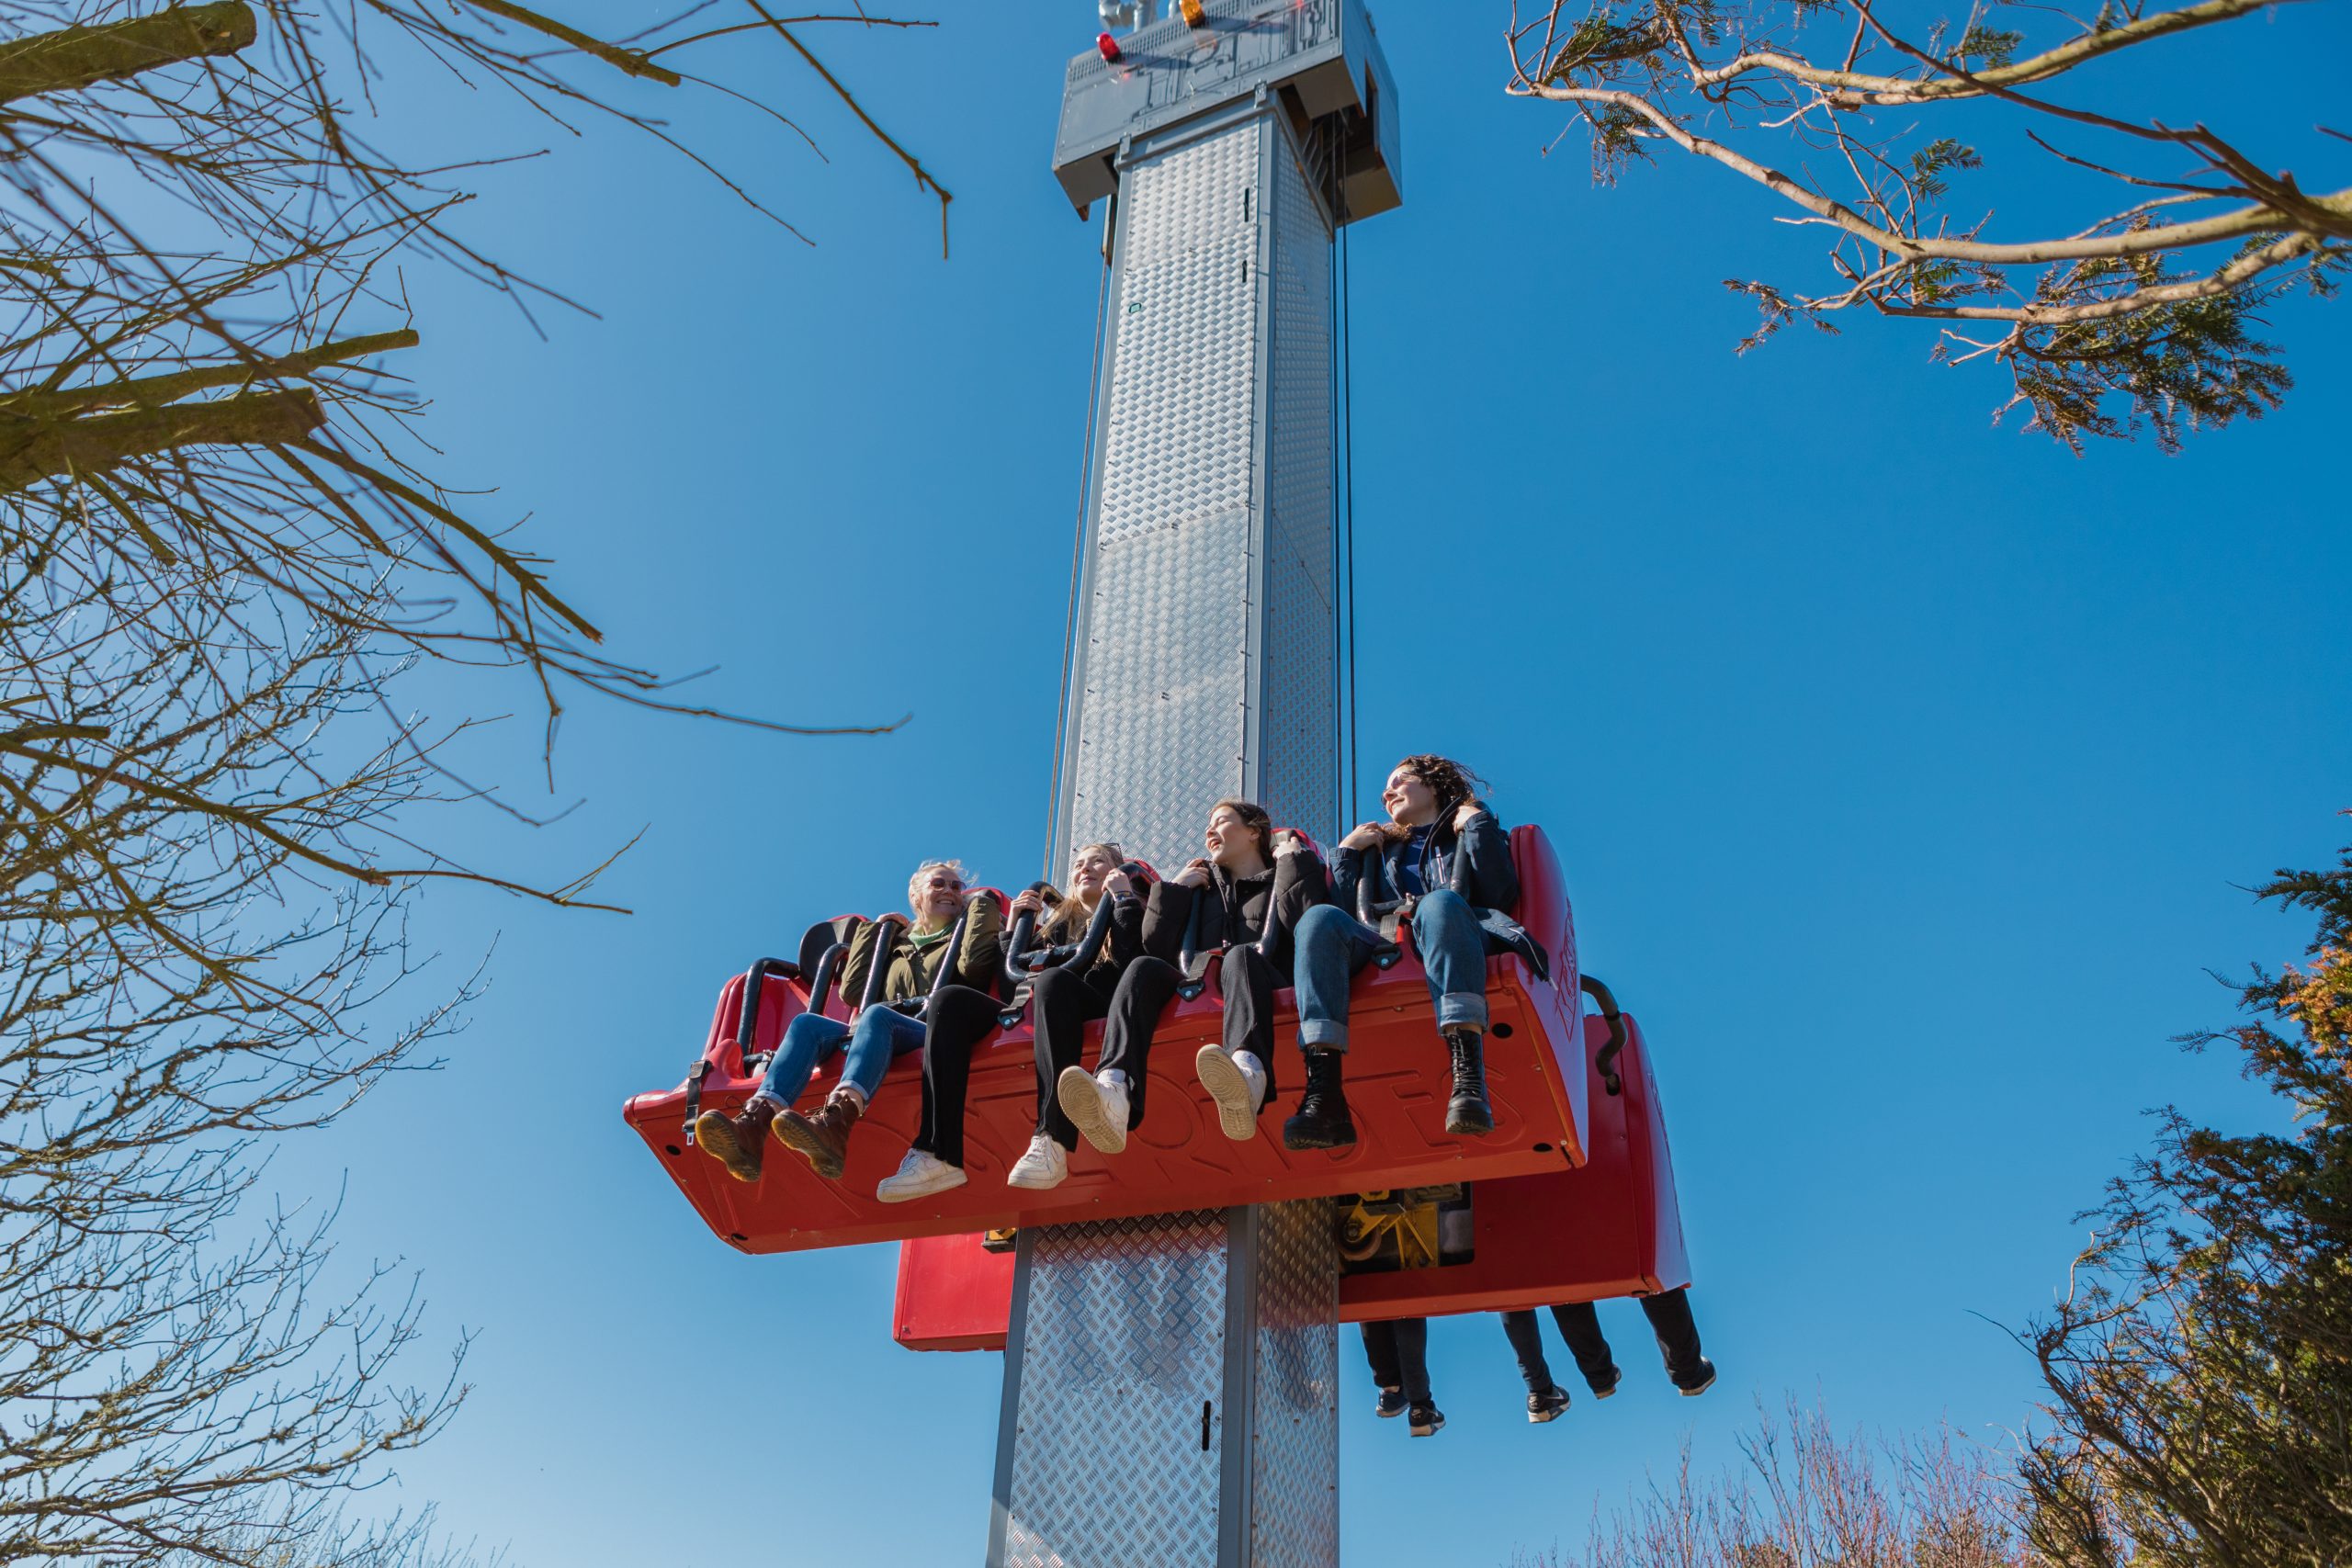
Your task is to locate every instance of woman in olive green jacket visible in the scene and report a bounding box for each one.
[695,859,1002,1186]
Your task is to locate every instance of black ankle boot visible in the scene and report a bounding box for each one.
[1282,1048,1357,1151]
[1443,1028,1493,1136]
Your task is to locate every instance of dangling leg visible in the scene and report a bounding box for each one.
[1502,1310,1571,1422]
[1640,1288,1715,1395]
[697,1011,847,1182]
[1196,944,1275,1141]
[1548,1300,1623,1396]
[1012,970,1106,1189]
[773,1005,900,1179]
[1067,956,1179,1155]
[1028,969,1091,1154]
[1390,1317,1442,1436]
[1358,1321,1407,1421]
[1284,903,1368,1150]
[1412,889,1495,1136]
[876,1008,974,1202]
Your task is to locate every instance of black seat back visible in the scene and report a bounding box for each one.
[798,916,863,982]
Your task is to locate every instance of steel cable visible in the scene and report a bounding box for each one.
[1044,213,1115,880]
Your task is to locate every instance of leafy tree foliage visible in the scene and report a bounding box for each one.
[1509,0,2348,450]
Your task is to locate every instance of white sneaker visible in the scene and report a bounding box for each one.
[1058,1066,1130,1155]
[876,1147,967,1203]
[1234,1049,1269,1112]
[1196,1044,1268,1141]
[1006,1134,1069,1190]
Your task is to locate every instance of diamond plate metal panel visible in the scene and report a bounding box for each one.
[1258,129,1338,844]
[1028,100,1346,1568]
[1248,1201,1340,1568]
[1066,120,1266,866]
[1001,1213,1230,1568]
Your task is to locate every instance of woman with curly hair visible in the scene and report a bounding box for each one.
[1281,753,1537,1150]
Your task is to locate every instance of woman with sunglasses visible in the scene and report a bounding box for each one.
[695,859,1001,1185]
[884,841,1163,1197]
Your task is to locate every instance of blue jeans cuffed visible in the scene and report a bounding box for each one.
[1293,892,1490,1052]
[842,1006,928,1100]
[1413,890,1491,1032]
[753,1006,926,1109]
[1294,903,1376,1048]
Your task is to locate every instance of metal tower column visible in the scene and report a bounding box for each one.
[989,6,1401,1564]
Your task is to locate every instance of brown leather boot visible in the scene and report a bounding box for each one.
[693,1100,775,1183]
[774,1089,864,1179]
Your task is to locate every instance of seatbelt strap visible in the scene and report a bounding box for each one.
[683,1057,713,1145]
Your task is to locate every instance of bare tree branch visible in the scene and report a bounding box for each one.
[0,0,943,1558]
[0,1,255,105]
[457,0,682,85]
[0,389,324,491]
[0,329,419,418]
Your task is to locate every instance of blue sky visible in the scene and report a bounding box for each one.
[261,4,2352,1563]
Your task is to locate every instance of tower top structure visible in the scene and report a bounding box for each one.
[1052,0,1400,222]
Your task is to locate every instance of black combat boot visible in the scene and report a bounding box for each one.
[1281,1048,1358,1151]
[1443,1026,1493,1136]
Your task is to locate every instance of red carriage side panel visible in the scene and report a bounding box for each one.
[893,1233,1019,1353]
[623,828,1595,1254]
[889,1010,1691,1350]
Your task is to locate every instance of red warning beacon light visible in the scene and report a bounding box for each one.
[1096,31,1121,62]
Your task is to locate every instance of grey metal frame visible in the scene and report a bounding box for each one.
[1047,96,1341,877]
[997,11,1400,1561]
[986,1205,1338,1568]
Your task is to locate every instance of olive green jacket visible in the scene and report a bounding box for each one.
[839,894,1005,1007]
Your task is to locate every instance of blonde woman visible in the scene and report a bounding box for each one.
[1028,840,1195,1177]
[699,859,1000,1185]
[885,842,1160,1196]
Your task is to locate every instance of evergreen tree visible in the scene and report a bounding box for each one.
[2023,823,2352,1565]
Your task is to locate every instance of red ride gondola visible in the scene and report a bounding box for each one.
[623,825,1691,1333]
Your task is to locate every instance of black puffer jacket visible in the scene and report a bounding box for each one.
[1143,850,1333,971]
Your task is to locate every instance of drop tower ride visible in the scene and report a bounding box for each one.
[624,6,1696,1565]
[1001,6,1397,1562]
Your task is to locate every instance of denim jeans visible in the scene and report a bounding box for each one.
[752,1005,927,1109]
[1293,890,1490,1049]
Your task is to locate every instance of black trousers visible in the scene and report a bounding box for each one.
[1359,1317,1430,1404]
[1215,943,1285,1099]
[909,984,1008,1170]
[1031,960,1182,1149]
[1500,1288,1708,1392]
[1208,863,1321,1085]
